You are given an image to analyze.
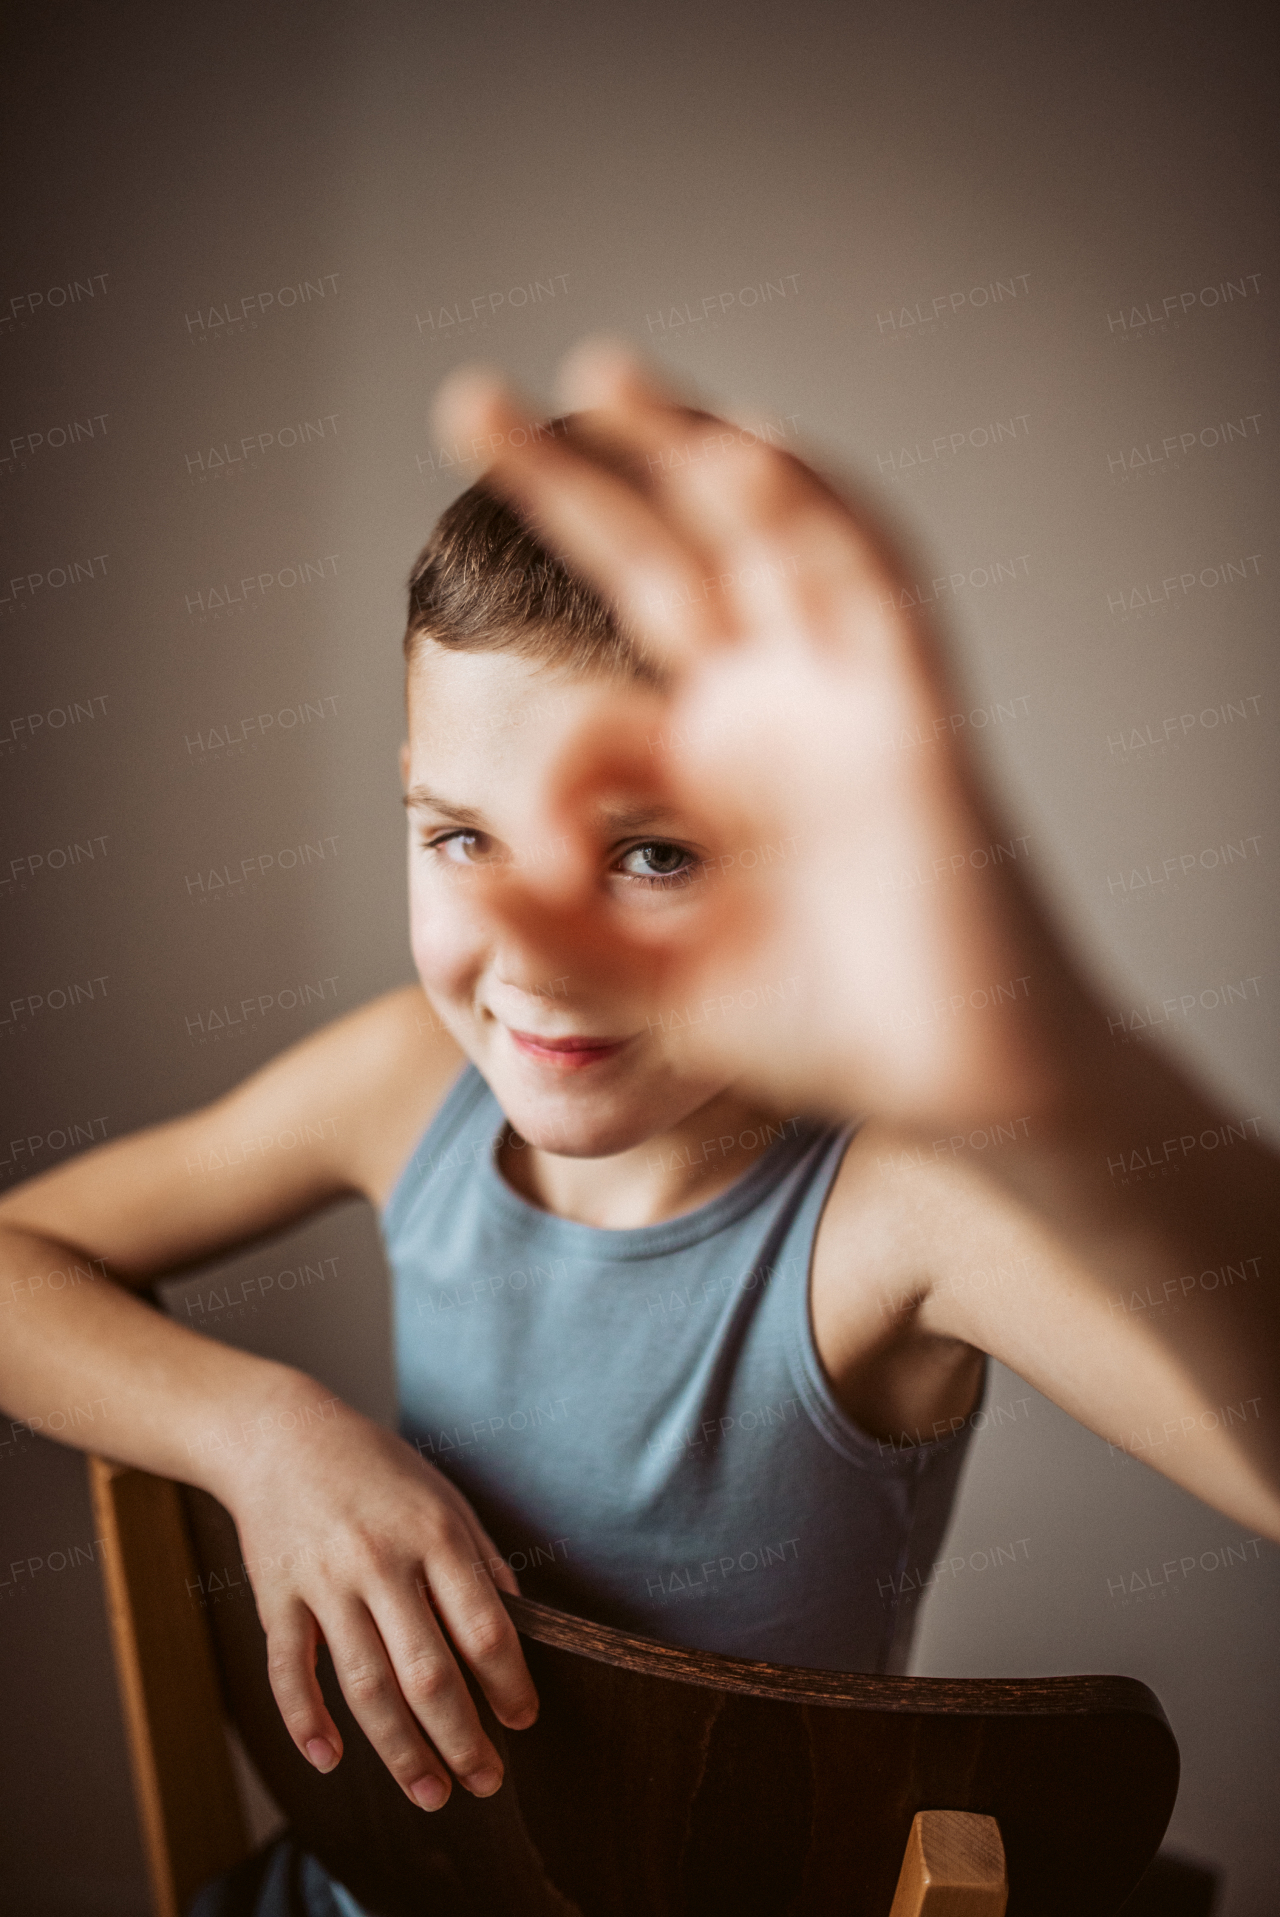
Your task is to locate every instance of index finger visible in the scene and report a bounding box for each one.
[432,369,732,669]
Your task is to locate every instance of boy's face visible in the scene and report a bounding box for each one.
[403,644,734,1157]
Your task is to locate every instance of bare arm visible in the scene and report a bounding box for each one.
[0,986,445,1471]
[434,344,1280,1539]
[0,988,541,1810]
[912,1027,1278,1536]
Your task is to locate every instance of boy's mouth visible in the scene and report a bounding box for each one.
[507,1028,630,1069]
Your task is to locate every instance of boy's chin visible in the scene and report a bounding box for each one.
[498,1096,659,1150]
[493,1079,676,1162]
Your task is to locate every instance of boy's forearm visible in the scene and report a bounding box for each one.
[916,1001,1278,1443]
[885,956,1278,1349]
[973,999,1276,1261]
[0,1225,328,1503]
[889,1001,1280,1533]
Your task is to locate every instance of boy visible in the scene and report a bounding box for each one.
[0,345,1276,1853]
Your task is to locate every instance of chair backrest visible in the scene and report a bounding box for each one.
[172,1480,1177,1917]
[87,1457,1181,1915]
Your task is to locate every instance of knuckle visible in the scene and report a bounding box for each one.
[342,1660,391,1708]
[399,1652,455,1706]
[279,1702,321,1736]
[348,1532,396,1579]
[445,1740,491,1777]
[422,1511,470,1557]
[265,1648,306,1695]
[453,1609,511,1664]
[380,1734,432,1779]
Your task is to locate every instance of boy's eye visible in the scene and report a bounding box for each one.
[423,829,492,865]
[615,841,699,886]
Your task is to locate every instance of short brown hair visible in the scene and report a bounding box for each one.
[404,417,647,679]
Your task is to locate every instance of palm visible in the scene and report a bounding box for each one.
[646,578,1053,1118]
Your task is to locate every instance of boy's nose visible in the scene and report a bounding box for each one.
[492,965,574,1005]
[489,940,577,1004]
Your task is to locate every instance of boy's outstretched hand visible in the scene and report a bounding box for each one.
[436,344,1091,1128]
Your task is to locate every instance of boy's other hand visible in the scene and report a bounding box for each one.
[434,346,1088,1128]
[213,1383,538,1811]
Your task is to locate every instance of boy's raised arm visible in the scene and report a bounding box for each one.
[436,343,1280,1539]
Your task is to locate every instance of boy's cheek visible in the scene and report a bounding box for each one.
[409,896,486,1004]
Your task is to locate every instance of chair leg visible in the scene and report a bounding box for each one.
[89,1457,250,1917]
[888,1810,1008,1916]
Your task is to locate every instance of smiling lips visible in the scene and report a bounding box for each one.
[507,1029,630,1069]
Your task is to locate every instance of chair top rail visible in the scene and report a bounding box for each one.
[501,1592,1171,1726]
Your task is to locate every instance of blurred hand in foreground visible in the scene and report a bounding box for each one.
[434,344,1095,1127]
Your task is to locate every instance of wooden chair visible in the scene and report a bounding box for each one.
[89,1456,1183,1917]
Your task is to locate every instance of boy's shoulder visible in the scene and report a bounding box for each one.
[302,984,466,1205]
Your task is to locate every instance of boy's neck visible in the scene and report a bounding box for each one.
[497,1090,795,1229]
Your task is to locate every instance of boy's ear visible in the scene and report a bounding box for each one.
[399,740,411,786]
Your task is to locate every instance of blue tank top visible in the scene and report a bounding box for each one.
[381,1065,979,1674]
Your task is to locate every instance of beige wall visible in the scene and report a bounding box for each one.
[2,0,1275,1908]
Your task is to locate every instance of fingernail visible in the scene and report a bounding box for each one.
[411,1776,449,1811]
[463,1766,503,1797]
[306,1738,336,1772]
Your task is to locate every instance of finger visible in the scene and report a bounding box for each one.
[557,336,770,489]
[381,1553,539,1761]
[263,1598,345,1775]
[518,695,743,938]
[557,333,711,423]
[418,1524,541,1729]
[462,847,760,1094]
[511,678,678,906]
[324,1596,494,1808]
[559,341,928,668]
[558,337,860,544]
[432,369,729,665]
[447,666,753,967]
[467,866,697,1000]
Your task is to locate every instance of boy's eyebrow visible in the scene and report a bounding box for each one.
[402,784,486,827]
